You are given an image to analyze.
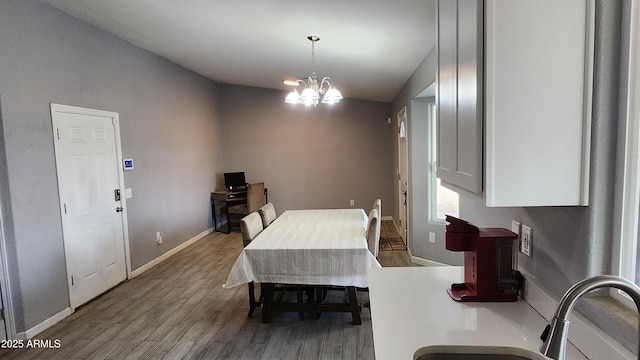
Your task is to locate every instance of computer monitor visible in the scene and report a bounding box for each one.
[224,172,247,190]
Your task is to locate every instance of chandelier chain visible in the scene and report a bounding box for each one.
[310,37,317,79]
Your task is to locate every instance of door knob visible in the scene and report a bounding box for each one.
[116,207,124,212]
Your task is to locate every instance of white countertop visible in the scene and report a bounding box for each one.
[369,266,587,360]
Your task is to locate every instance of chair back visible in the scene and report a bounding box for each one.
[247,182,266,213]
[240,212,264,247]
[258,202,277,227]
[373,198,381,217]
[367,208,380,258]
[373,199,382,253]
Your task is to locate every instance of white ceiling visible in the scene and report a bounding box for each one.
[39,0,436,103]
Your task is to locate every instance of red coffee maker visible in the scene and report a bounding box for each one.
[445,215,519,302]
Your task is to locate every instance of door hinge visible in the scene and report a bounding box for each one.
[71,276,74,286]
[0,308,5,321]
[63,204,67,214]
[56,128,60,140]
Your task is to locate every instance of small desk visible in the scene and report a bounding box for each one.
[224,209,381,324]
[211,190,247,233]
[211,188,268,233]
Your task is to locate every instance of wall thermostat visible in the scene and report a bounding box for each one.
[123,159,134,170]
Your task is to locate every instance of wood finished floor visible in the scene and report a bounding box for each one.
[0,222,417,360]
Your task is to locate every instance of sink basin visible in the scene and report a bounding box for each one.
[414,345,552,360]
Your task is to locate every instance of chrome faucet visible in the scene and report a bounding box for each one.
[540,275,640,360]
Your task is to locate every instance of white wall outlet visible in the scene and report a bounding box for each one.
[156,231,162,245]
[125,188,133,199]
[521,225,532,257]
[429,232,436,243]
[350,200,355,207]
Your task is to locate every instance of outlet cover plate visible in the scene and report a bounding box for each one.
[521,225,532,257]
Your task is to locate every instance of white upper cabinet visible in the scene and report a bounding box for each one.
[436,0,594,206]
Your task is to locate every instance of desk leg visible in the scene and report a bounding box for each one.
[211,196,231,234]
[261,283,275,323]
[346,286,361,325]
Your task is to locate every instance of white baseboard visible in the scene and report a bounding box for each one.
[381,215,394,222]
[411,256,448,267]
[18,307,73,340]
[521,270,635,360]
[130,228,212,278]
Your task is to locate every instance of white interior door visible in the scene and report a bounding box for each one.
[51,104,127,309]
[398,107,409,244]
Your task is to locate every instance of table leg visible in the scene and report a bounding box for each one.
[247,281,256,318]
[261,283,275,323]
[296,285,305,320]
[346,286,361,325]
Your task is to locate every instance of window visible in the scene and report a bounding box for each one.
[427,101,459,222]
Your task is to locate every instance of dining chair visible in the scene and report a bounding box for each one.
[240,212,264,317]
[367,208,381,258]
[372,199,381,254]
[230,182,266,231]
[258,202,277,228]
[352,208,381,312]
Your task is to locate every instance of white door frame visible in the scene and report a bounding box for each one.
[50,104,132,307]
[0,98,16,339]
[0,187,16,341]
[397,107,409,244]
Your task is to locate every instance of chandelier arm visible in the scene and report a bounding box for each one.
[319,77,334,94]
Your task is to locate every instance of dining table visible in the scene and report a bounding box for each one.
[223,208,382,324]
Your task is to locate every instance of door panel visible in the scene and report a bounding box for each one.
[52,105,127,309]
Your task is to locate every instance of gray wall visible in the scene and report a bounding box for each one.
[220,85,394,213]
[0,0,224,332]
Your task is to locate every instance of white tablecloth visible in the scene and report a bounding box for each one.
[224,209,381,288]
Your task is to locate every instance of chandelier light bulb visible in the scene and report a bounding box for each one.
[285,89,301,104]
[322,87,343,104]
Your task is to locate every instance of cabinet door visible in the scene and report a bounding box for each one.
[436,0,457,185]
[485,0,593,206]
[453,0,483,193]
[436,0,483,194]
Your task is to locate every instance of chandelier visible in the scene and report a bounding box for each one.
[284,36,343,106]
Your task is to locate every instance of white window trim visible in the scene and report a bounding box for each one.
[427,101,444,224]
[612,0,640,306]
